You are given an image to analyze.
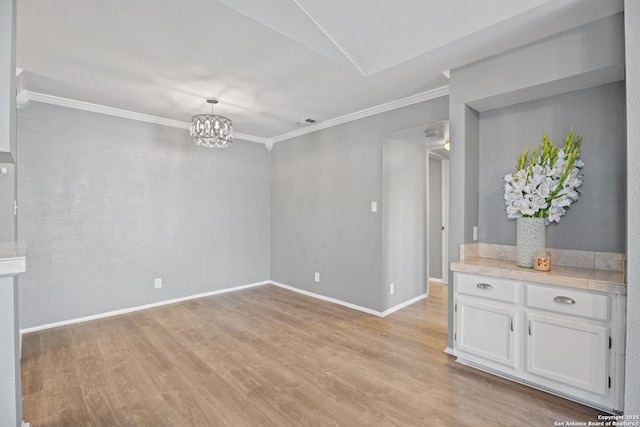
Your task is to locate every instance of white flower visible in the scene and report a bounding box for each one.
[504,130,583,223]
[512,178,526,192]
[552,196,572,208]
[538,179,552,198]
[567,177,582,188]
[506,205,521,219]
[548,206,566,223]
[565,190,579,200]
[531,195,548,211]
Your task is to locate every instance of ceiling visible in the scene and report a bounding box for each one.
[16,0,623,142]
[388,120,450,158]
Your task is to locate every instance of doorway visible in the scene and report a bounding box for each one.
[383,120,450,300]
[424,120,450,285]
[427,154,449,284]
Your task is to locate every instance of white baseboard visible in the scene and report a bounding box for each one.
[444,347,455,355]
[20,280,270,335]
[380,292,429,316]
[270,281,384,316]
[429,277,444,283]
[20,279,429,340]
[270,281,428,317]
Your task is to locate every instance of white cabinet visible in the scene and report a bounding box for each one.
[456,298,516,368]
[452,272,625,413]
[526,313,609,396]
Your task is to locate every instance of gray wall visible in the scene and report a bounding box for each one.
[382,139,426,310]
[428,156,443,279]
[270,98,448,312]
[0,0,17,242]
[448,13,625,347]
[1,0,21,425]
[17,102,270,329]
[0,277,20,427]
[0,155,16,242]
[0,0,16,155]
[624,0,640,415]
[478,83,626,252]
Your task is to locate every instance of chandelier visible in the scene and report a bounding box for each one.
[190,97,233,148]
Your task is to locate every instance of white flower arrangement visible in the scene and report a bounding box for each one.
[504,129,584,224]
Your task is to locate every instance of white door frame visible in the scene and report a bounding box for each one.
[425,150,430,296]
[441,159,449,285]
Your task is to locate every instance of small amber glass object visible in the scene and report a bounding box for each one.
[534,250,551,271]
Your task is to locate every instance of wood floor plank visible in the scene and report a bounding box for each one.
[22,283,603,426]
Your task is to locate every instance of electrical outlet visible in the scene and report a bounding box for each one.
[473,226,478,242]
[390,282,395,295]
[154,277,162,289]
[314,272,320,283]
[371,202,378,212]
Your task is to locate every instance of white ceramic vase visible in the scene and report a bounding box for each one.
[516,217,546,268]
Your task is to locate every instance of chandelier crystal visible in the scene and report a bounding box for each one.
[190,97,233,148]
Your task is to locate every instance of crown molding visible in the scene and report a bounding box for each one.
[18,85,449,146]
[20,91,267,144]
[269,85,449,143]
[234,132,269,144]
[26,91,190,128]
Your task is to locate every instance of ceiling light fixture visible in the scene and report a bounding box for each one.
[190,97,233,148]
[444,139,450,151]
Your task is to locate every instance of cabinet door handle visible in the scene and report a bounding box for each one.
[553,296,576,305]
[476,283,493,290]
[510,317,513,332]
[528,320,532,336]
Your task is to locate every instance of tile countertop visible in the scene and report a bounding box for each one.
[450,257,626,295]
[0,241,27,276]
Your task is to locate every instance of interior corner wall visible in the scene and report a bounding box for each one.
[17,102,270,329]
[382,139,427,310]
[478,82,626,252]
[270,97,448,313]
[447,12,625,349]
[0,1,22,425]
[445,102,479,347]
[624,0,640,416]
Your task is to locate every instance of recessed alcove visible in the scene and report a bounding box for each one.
[478,82,626,252]
[447,12,626,345]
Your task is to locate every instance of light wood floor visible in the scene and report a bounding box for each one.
[21,283,602,426]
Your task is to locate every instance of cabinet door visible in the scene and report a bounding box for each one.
[456,298,516,367]
[526,313,608,395]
